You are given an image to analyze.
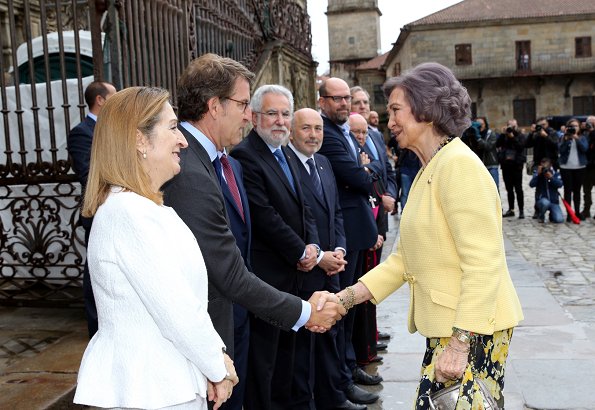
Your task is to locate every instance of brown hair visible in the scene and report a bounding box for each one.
[176,53,255,122]
[82,87,170,217]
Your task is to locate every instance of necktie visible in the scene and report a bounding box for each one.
[219,154,245,222]
[342,127,358,161]
[306,158,323,198]
[365,135,379,160]
[273,149,296,193]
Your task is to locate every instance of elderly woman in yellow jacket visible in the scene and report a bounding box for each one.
[334,62,523,409]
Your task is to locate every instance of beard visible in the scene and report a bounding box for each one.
[258,126,290,148]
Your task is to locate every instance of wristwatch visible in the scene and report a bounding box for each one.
[451,327,473,344]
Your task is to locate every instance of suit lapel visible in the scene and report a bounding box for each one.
[249,131,298,200]
[294,153,328,211]
[314,155,333,212]
[179,125,218,182]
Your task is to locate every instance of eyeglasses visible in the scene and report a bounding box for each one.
[254,110,292,121]
[321,95,352,103]
[226,97,250,113]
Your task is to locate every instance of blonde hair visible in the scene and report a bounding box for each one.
[82,87,170,217]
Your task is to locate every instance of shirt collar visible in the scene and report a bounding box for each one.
[180,121,218,162]
[87,112,97,122]
[288,142,312,168]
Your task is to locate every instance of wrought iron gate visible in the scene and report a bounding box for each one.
[0,0,192,306]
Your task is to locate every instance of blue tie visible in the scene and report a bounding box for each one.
[342,128,358,161]
[365,136,379,160]
[273,149,296,193]
[306,158,323,198]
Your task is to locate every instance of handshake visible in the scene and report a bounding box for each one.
[304,291,348,333]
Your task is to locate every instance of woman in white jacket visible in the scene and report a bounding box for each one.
[74,86,237,409]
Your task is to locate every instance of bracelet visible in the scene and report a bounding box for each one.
[451,327,475,344]
[338,286,356,310]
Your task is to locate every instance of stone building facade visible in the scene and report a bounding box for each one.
[327,0,381,84]
[383,0,595,128]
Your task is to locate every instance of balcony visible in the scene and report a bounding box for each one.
[449,55,595,80]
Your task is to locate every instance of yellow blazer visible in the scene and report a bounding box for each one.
[360,138,523,337]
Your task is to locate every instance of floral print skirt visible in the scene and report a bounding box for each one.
[414,328,513,410]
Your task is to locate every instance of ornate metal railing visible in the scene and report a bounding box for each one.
[0,0,191,306]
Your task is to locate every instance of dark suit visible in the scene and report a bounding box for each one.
[318,115,378,385]
[230,130,319,410]
[162,125,303,362]
[67,115,97,338]
[288,148,349,409]
[213,154,251,410]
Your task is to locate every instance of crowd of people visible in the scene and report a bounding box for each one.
[461,115,595,223]
[67,57,528,410]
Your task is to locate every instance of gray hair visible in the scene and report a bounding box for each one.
[350,85,370,99]
[383,62,471,137]
[250,84,294,113]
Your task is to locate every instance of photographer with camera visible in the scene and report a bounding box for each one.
[559,118,588,221]
[461,117,499,190]
[529,158,564,223]
[579,115,595,219]
[496,119,526,218]
[525,117,560,170]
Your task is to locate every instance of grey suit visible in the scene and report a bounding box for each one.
[162,125,303,356]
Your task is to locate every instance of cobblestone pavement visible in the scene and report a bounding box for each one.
[499,170,595,324]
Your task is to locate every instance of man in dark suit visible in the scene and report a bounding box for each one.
[318,78,383,405]
[213,148,252,410]
[67,80,116,338]
[162,54,344,407]
[230,85,323,410]
[288,108,365,410]
[351,87,397,349]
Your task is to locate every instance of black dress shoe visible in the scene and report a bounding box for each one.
[334,399,367,410]
[376,342,388,351]
[345,384,379,404]
[378,331,391,340]
[369,355,383,363]
[352,367,383,385]
[503,210,515,217]
[518,212,525,219]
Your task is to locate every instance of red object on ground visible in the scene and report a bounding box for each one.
[559,194,581,224]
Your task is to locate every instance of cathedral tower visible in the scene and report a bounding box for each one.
[326,0,381,83]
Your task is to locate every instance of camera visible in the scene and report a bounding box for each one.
[535,124,543,132]
[506,126,514,133]
[565,126,577,135]
[586,122,594,130]
[541,166,553,175]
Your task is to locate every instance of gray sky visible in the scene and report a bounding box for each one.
[307,0,462,75]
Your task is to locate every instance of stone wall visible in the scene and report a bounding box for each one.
[385,18,595,128]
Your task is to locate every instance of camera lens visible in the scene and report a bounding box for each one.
[506,127,513,133]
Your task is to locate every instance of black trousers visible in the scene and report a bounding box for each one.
[244,315,298,410]
[336,249,365,389]
[501,162,524,212]
[560,167,586,213]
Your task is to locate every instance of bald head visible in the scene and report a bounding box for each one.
[290,108,324,157]
[349,113,368,146]
[319,77,351,125]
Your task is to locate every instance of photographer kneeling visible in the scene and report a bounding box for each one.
[530,158,564,223]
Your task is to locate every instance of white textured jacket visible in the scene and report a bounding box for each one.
[74,188,226,409]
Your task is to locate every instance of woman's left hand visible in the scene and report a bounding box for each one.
[434,338,470,383]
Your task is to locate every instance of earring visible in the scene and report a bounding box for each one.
[142,151,147,159]
[427,121,433,127]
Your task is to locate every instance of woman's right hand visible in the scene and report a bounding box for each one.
[208,353,239,409]
[208,379,233,410]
